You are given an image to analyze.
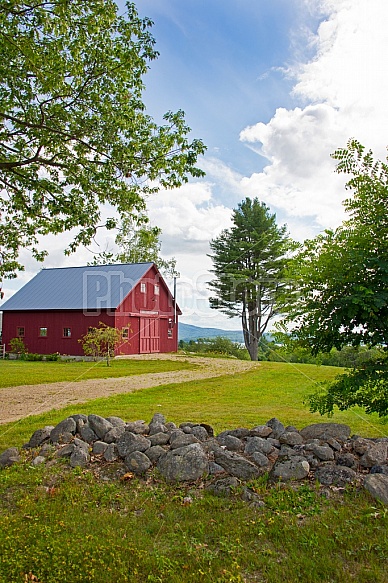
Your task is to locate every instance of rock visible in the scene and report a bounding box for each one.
[125,451,152,475]
[0,447,20,468]
[25,426,54,449]
[170,433,199,450]
[217,434,243,452]
[87,415,113,440]
[241,488,266,507]
[79,424,98,444]
[50,417,77,443]
[126,420,149,435]
[279,431,304,446]
[157,443,209,482]
[267,438,281,448]
[200,423,214,437]
[145,445,166,463]
[208,461,225,475]
[92,441,108,455]
[250,425,273,438]
[149,432,170,447]
[214,449,260,480]
[352,437,373,455]
[266,418,285,439]
[106,416,126,427]
[70,446,90,468]
[315,465,357,486]
[104,443,119,462]
[310,445,335,462]
[116,432,151,457]
[190,426,209,442]
[363,474,388,505]
[300,423,351,442]
[223,428,250,439]
[370,465,388,475]
[326,438,342,451]
[31,456,46,466]
[55,444,75,458]
[104,426,126,444]
[359,443,388,468]
[70,414,88,433]
[270,457,310,481]
[244,437,274,456]
[206,477,239,497]
[250,451,271,468]
[149,414,166,435]
[336,453,358,469]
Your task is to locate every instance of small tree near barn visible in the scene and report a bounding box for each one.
[79,323,128,366]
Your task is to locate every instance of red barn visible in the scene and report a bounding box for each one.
[0,263,181,356]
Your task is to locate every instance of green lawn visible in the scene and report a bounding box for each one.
[0,357,197,388]
[0,358,387,583]
[0,361,386,452]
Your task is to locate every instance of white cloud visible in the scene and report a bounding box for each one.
[239,0,388,238]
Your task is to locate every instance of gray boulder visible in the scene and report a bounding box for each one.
[250,425,273,438]
[92,441,108,455]
[359,442,388,468]
[363,474,388,505]
[170,432,199,450]
[157,443,209,482]
[250,451,271,468]
[70,441,90,468]
[149,432,170,447]
[300,423,351,442]
[206,477,239,497]
[0,447,20,468]
[266,418,285,439]
[244,437,274,456]
[79,424,98,444]
[88,414,113,440]
[217,434,243,452]
[104,426,126,444]
[270,457,310,481]
[104,443,119,462]
[106,416,126,427]
[145,445,166,463]
[31,455,46,466]
[191,426,210,442]
[214,449,260,480]
[125,451,152,475]
[50,417,76,443]
[25,426,54,449]
[116,432,151,457]
[336,453,358,469]
[279,431,304,446]
[310,445,335,462]
[126,420,149,434]
[315,465,357,486]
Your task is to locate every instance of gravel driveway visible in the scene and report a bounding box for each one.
[0,354,260,424]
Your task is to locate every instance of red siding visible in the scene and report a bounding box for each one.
[2,264,180,356]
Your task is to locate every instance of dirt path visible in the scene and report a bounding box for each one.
[0,354,260,424]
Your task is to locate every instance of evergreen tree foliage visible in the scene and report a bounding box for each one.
[208,198,293,361]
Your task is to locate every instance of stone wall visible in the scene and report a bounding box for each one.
[1,413,387,505]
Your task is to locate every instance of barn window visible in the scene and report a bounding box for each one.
[122,327,129,338]
[63,327,71,338]
[154,284,160,295]
[168,329,173,338]
[16,327,25,337]
[140,282,146,293]
[39,327,48,337]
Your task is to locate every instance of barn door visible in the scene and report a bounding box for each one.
[140,318,160,353]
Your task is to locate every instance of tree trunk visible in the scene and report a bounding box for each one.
[242,311,259,361]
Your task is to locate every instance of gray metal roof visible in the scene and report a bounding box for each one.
[0,263,154,311]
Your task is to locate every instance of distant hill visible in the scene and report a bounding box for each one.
[178,323,244,343]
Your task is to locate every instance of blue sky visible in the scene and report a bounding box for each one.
[3,0,388,330]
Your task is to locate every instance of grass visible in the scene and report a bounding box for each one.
[0,357,387,582]
[0,361,386,452]
[0,459,387,582]
[0,357,197,388]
